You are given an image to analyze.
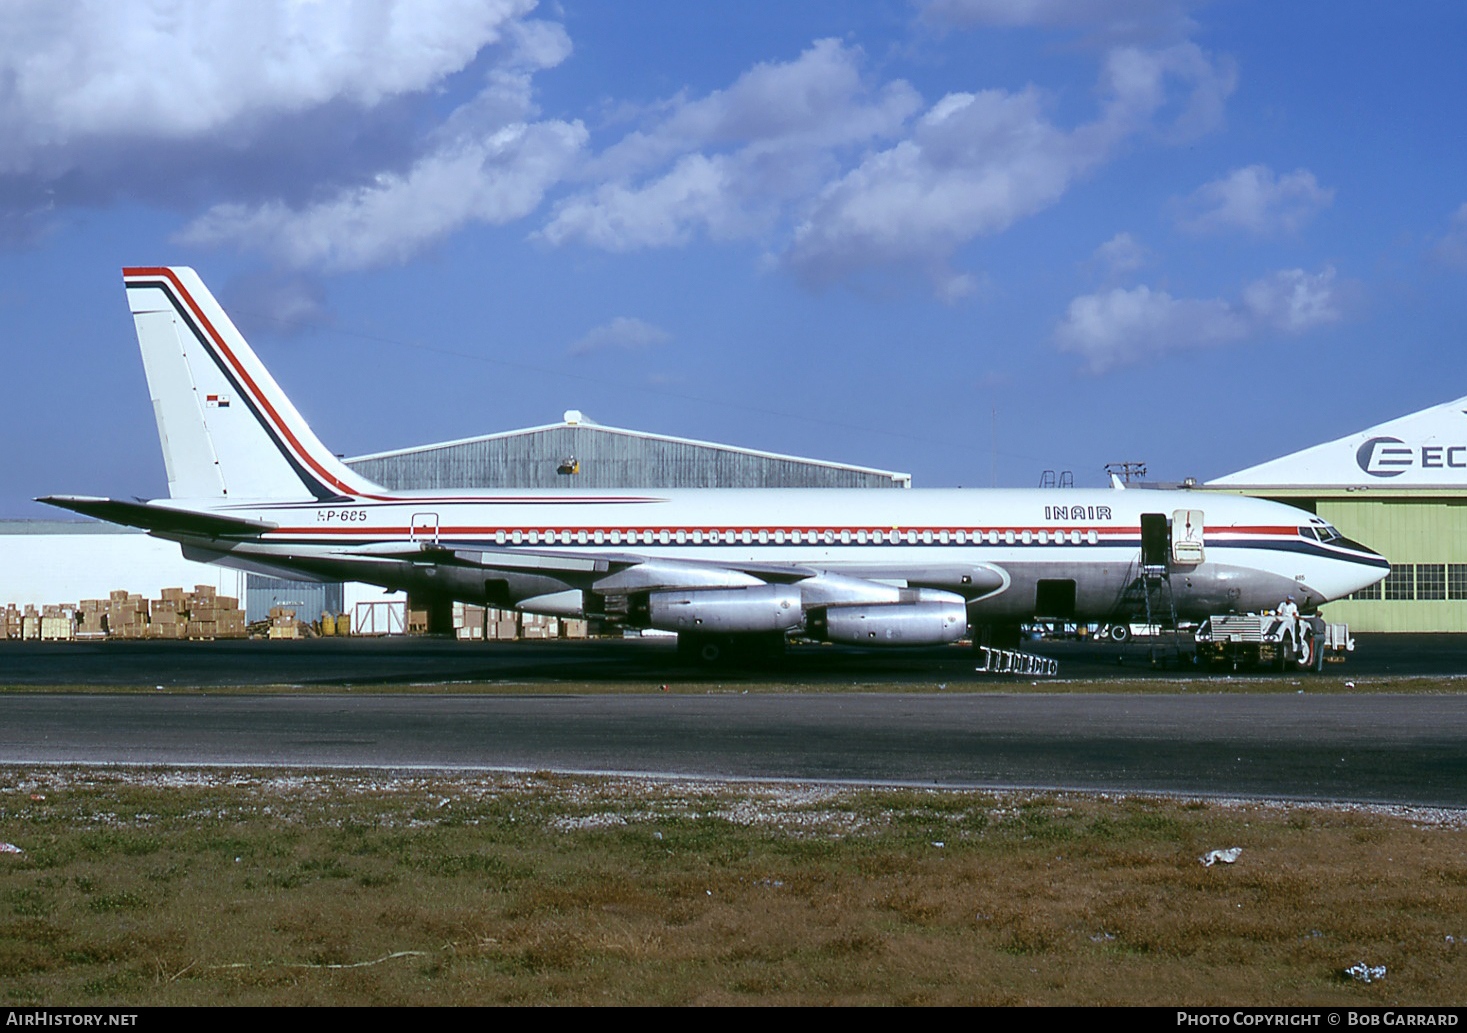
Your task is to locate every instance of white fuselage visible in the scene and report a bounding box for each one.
[160,485,1388,623]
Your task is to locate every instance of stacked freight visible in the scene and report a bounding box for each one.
[1,593,594,641]
[41,604,77,640]
[267,606,301,639]
[76,600,106,638]
[0,587,246,640]
[1,604,55,641]
[107,592,149,638]
[451,602,589,641]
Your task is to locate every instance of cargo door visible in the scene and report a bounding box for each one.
[1035,579,1077,620]
[1171,509,1204,564]
[410,512,440,544]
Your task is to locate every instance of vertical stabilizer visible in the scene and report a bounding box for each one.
[123,267,377,500]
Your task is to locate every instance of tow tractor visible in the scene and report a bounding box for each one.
[1192,612,1354,672]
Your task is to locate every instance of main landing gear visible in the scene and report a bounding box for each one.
[675,631,787,666]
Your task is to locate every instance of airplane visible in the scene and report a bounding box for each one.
[41,266,1389,662]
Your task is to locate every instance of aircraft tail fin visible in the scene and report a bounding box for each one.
[123,267,379,501]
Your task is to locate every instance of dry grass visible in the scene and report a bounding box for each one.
[1,766,1463,1006]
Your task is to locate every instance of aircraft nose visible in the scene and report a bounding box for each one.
[1336,536,1383,560]
[1323,538,1390,601]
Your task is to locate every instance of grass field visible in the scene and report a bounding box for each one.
[1,765,1463,1006]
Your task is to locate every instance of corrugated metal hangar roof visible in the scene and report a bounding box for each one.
[346,411,912,490]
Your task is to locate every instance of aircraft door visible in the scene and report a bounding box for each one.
[410,512,440,544]
[1171,509,1204,564]
[1140,513,1169,567]
[1035,579,1077,620]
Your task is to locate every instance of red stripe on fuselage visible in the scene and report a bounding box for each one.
[257,523,1302,538]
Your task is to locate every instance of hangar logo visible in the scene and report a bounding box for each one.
[1355,436,1467,477]
[1356,437,1411,477]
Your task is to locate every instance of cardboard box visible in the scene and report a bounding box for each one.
[40,616,73,640]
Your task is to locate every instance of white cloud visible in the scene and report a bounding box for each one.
[1239,267,1342,332]
[174,13,584,269]
[0,0,531,173]
[0,0,581,266]
[1054,285,1246,372]
[539,153,739,251]
[782,42,1233,292]
[1096,42,1236,142]
[180,119,585,270]
[919,0,1203,42]
[783,87,1085,286]
[0,4,1240,288]
[539,39,921,252]
[540,33,1233,296]
[1177,165,1335,236]
[1054,266,1342,372]
[1432,202,1467,268]
[1092,232,1149,280]
[569,317,672,357]
[219,270,330,337]
[589,38,919,179]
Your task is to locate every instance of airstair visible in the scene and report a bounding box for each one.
[1131,511,1189,666]
[1138,560,1186,666]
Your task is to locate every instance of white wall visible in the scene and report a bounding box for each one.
[0,532,247,606]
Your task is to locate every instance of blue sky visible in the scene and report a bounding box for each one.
[3,0,1466,517]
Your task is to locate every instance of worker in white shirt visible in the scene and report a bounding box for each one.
[1278,595,1301,653]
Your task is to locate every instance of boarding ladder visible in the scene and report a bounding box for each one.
[1138,561,1185,666]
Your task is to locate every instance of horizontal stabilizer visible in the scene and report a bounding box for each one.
[36,496,275,537]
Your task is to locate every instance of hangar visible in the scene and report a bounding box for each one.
[1204,394,1467,632]
[344,410,912,490]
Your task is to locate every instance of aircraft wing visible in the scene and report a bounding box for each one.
[31,500,1006,611]
[36,496,276,538]
[326,540,1006,603]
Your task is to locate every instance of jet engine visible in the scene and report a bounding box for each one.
[806,598,968,646]
[634,585,804,634]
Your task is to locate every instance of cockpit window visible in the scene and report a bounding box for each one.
[1299,526,1318,540]
[1318,524,1342,542]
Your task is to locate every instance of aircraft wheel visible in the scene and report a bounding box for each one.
[678,632,785,666]
[697,640,725,664]
[1107,624,1131,643]
[678,633,727,665]
[976,623,1023,649]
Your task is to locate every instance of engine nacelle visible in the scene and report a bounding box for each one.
[640,585,803,634]
[808,600,968,646]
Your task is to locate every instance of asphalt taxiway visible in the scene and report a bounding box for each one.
[1,632,1465,687]
[2,689,1464,806]
[1,636,1464,806]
